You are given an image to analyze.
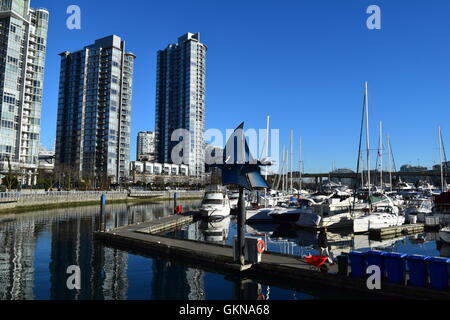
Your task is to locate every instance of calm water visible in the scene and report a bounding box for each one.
[0,202,448,300]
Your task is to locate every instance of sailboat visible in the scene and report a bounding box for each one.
[353,82,404,234]
[430,127,450,225]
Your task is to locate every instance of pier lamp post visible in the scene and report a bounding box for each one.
[212,123,271,268]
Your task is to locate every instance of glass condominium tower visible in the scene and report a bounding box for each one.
[155,33,206,177]
[55,35,136,185]
[0,0,49,184]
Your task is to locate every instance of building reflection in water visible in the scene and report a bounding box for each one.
[1,199,440,300]
[151,223,205,300]
[0,201,200,300]
[49,216,129,300]
[0,220,36,300]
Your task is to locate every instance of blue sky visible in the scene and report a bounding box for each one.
[33,0,450,173]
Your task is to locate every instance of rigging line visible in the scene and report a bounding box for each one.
[440,130,448,177]
[389,138,397,173]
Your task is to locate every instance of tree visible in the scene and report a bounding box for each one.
[1,157,19,190]
[36,170,57,191]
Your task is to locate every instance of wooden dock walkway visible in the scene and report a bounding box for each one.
[94,216,450,300]
[369,224,425,238]
[133,214,193,234]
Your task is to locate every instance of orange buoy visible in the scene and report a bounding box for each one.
[257,240,265,254]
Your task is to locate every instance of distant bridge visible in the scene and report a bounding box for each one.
[294,170,448,180]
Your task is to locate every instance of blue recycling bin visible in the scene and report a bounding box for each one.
[366,251,387,278]
[428,257,450,291]
[348,251,367,278]
[406,255,430,288]
[384,252,407,284]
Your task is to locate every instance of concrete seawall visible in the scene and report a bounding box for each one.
[0,190,204,212]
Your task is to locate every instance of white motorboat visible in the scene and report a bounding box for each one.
[404,198,433,222]
[397,181,415,191]
[353,211,405,234]
[246,207,277,224]
[294,194,365,229]
[438,227,450,243]
[269,205,304,224]
[199,190,231,220]
[353,198,405,233]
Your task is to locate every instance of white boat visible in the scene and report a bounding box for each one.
[199,190,231,220]
[439,227,450,243]
[294,195,365,229]
[353,211,405,234]
[397,181,415,191]
[246,207,277,224]
[353,197,405,234]
[200,217,231,243]
[404,198,433,222]
[269,205,304,224]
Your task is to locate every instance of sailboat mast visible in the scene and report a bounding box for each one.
[387,135,392,192]
[285,147,289,193]
[379,121,383,190]
[439,127,445,192]
[299,137,303,193]
[290,129,293,193]
[265,116,270,180]
[365,82,371,197]
[360,151,364,189]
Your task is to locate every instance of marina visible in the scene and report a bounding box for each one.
[0,199,449,300]
[94,211,450,299]
[1,0,450,307]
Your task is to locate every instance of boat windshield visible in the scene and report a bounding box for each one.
[203,199,223,205]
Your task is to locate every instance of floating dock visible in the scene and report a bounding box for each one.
[94,216,450,300]
[369,224,425,238]
[135,214,193,234]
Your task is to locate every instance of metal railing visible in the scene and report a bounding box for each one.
[0,190,128,201]
[0,189,204,202]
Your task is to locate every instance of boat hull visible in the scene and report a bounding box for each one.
[439,230,450,243]
[269,212,300,224]
[353,214,405,234]
[296,212,356,230]
[199,208,231,220]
